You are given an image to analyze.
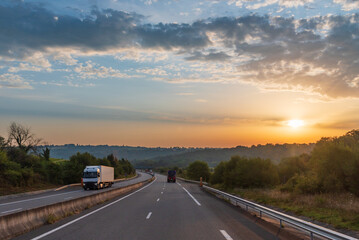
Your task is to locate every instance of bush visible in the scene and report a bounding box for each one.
[278,154,310,184]
[186,161,210,182]
[3,170,23,186]
[210,161,226,185]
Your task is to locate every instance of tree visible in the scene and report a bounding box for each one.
[8,122,42,153]
[0,136,8,149]
[278,154,310,184]
[186,160,210,182]
[41,147,50,161]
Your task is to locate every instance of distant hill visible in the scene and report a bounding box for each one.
[132,143,315,168]
[43,143,315,168]
[43,144,200,161]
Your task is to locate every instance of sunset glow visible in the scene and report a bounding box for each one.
[287,120,305,129]
[0,0,358,147]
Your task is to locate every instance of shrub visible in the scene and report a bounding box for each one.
[186,161,210,182]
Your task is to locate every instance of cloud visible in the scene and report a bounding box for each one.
[136,67,168,76]
[8,63,51,72]
[0,2,209,60]
[228,0,314,9]
[185,51,231,61]
[1,2,359,98]
[115,49,169,62]
[0,74,32,89]
[73,61,130,79]
[333,0,359,11]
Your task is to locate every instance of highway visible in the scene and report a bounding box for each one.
[0,172,152,217]
[14,174,293,240]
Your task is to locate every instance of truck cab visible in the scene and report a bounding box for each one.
[167,170,176,183]
[83,165,114,190]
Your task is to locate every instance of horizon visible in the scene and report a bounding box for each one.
[1,0,358,147]
[39,141,316,148]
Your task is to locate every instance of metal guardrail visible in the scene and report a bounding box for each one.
[178,177,357,240]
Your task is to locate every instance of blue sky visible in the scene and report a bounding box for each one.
[0,0,359,147]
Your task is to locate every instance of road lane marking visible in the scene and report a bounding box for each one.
[177,182,181,186]
[1,208,22,214]
[31,177,157,240]
[64,197,73,200]
[157,198,160,202]
[182,187,201,206]
[220,230,233,240]
[161,192,163,194]
[0,190,83,206]
[146,212,152,219]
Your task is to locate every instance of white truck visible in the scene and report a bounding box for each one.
[83,165,114,190]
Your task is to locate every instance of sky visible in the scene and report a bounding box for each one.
[0,0,359,147]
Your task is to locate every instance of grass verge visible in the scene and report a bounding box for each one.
[227,187,359,232]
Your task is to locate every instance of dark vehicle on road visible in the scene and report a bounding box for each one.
[167,170,176,182]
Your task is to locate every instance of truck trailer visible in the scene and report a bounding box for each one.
[83,165,114,190]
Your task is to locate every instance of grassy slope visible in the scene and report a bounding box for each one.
[227,188,359,232]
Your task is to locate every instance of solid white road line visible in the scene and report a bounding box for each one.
[64,197,73,200]
[0,190,83,206]
[146,212,152,219]
[1,208,22,214]
[220,230,233,240]
[182,187,201,206]
[31,177,157,240]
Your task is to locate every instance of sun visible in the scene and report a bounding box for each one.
[287,119,304,128]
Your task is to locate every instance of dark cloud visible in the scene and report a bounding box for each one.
[0,2,209,58]
[185,51,231,61]
[1,2,359,98]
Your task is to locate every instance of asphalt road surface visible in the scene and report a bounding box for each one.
[0,172,152,217]
[15,174,286,240]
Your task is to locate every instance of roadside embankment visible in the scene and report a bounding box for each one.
[0,176,154,240]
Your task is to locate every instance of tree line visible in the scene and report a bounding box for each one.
[0,122,135,189]
[182,130,359,196]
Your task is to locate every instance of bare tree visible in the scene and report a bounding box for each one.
[8,122,42,153]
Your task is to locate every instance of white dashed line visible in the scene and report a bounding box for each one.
[220,230,233,240]
[157,198,160,202]
[31,177,157,240]
[146,212,152,219]
[161,192,163,194]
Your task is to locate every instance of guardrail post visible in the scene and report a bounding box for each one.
[310,232,314,240]
[280,219,283,228]
[200,177,203,187]
[259,211,262,218]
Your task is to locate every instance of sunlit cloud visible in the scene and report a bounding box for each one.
[0,74,33,89]
[0,2,359,99]
[73,61,131,79]
[333,0,359,11]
